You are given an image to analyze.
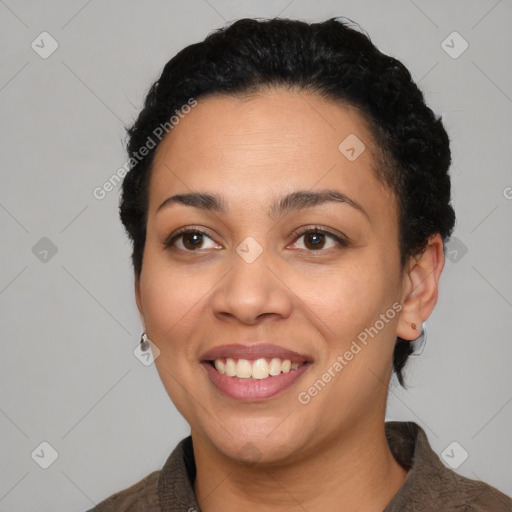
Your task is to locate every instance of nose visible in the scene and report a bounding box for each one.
[210,248,293,325]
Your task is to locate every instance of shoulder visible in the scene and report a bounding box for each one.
[86,470,160,512]
[385,421,512,511]
[455,476,512,511]
[84,436,196,512]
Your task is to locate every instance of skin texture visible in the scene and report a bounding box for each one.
[135,88,445,512]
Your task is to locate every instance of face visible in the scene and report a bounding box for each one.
[135,88,407,464]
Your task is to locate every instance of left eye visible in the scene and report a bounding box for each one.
[290,228,346,251]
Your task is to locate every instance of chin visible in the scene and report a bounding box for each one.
[199,419,309,466]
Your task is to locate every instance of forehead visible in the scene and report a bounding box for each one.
[148,88,393,218]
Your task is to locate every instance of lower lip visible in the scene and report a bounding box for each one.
[201,362,311,401]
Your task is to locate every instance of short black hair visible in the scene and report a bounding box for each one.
[119,17,456,387]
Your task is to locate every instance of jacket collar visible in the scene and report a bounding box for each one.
[156,421,495,511]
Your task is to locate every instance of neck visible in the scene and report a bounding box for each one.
[192,419,408,512]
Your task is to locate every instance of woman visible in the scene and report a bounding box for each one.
[88,17,512,511]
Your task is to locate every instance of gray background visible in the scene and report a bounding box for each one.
[1,0,511,510]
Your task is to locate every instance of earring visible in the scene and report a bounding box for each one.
[140,332,150,351]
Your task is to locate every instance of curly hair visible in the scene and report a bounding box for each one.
[119,17,456,387]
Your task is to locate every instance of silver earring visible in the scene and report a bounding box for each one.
[412,321,427,352]
[140,332,150,351]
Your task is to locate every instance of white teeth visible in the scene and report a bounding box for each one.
[251,358,270,379]
[212,357,304,379]
[269,358,282,376]
[225,358,236,377]
[214,359,225,374]
[235,359,252,379]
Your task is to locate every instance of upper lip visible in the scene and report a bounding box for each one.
[200,343,311,363]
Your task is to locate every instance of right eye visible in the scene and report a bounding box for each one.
[164,229,221,252]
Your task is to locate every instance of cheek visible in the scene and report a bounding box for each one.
[140,256,207,417]
[299,256,393,343]
[139,253,207,357]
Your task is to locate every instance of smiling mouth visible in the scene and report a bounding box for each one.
[205,357,311,380]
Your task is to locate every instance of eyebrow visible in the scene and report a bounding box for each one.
[156,189,370,221]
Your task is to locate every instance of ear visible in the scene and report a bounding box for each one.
[397,234,445,341]
[134,273,146,329]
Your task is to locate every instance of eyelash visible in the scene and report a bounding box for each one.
[163,226,348,253]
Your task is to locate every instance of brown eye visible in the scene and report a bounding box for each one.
[303,232,327,250]
[165,229,220,251]
[290,227,347,252]
[182,232,206,250]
